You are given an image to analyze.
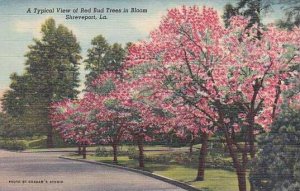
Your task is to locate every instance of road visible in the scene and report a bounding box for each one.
[0,150,185,191]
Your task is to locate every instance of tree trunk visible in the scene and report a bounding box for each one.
[248,113,256,159]
[195,132,208,181]
[218,103,249,191]
[112,144,118,164]
[82,145,87,159]
[137,136,145,168]
[237,168,247,191]
[249,127,255,191]
[248,114,256,191]
[189,138,195,156]
[46,125,54,148]
[224,128,248,191]
[78,146,82,155]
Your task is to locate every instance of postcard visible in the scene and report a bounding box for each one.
[0,1,299,191]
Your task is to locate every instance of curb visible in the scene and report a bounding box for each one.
[59,156,201,191]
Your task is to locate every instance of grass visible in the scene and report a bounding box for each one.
[68,153,248,191]
[23,138,248,191]
[158,167,244,191]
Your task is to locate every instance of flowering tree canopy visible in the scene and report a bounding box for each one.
[50,99,96,146]
[124,6,300,191]
[50,5,300,191]
[125,6,299,131]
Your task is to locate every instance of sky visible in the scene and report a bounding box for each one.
[0,0,285,103]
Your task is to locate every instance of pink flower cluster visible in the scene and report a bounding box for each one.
[51,6,300,147]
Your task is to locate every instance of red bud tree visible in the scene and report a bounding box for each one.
[124,6,300,191]
[51,99,96,159]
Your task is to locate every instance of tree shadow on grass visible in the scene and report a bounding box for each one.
[143,163,172,172]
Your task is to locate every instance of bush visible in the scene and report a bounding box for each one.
[95,146,111,157]
[95,146,128,157]
[128,149,234,170]
[249,108,300,191]
[127,146,138,159]
[0,140,27,151]
[27,135,75,149]
[205,156,234,171]
[145,154,174,163]
[127,147,173,163]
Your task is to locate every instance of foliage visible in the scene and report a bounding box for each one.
[72,150,244,191]
[127,146,137,157]
[124,5,300,191]
[25,135,74,149]
[223,4,238,28]
[223,0,300,30]
[1,74,32,117]
[94,146,116,157]
[84,35,126,91]
[223,0,272,30]
[0,140,27,151]
[249,108,300,191]
[51,99,95,146]
[1,18,82,147]
[276,0,300,29]
[48,5,299,191]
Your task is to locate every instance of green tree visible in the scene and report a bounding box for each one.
[223,0,300,30]
[1,18,82,147]
[249,107,300,191]
[1,73,32,117]
[276,0,300,29]
[236,0,266,28]
[0,113,16,138]
[223,0,271,35]
[84,35,109,88]
[84,35,126,91]
[223,3,239,28]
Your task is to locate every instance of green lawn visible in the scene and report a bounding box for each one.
[158,167,245,191]
[23,139,249,191]
[69,153,248,191]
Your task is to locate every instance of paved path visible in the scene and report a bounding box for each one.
[0,150,185,191]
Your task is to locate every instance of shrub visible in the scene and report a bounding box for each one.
[169,151,234,170]
[128,148,173,163]
[249,108,300,191]
[128,149,234,170]
[127,146,138,159]
[206,156,234,171]
[0,140,27,151]
[95,146,128,157]
[145,154,174,163]
[95,146,111,157]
